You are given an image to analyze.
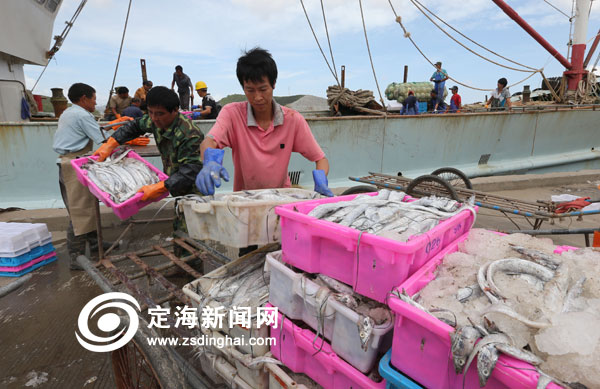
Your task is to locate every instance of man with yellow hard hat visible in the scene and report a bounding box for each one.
[191,81,220,119]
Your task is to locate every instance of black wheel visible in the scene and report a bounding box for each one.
[340,185,378,195]
[431,167,472,189]
[406,174,459,201]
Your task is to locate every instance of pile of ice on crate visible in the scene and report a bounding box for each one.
[261,190,477,389]
[0,222,55,277]
[388,228,599,389]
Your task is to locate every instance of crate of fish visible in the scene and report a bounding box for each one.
[0,222,53,258]
[274,190,477,303]
[266,250,393,373]
[70,149,169,220]
[182,248,276,357]
[266,303,386,389]
[386,228,597,389]
[378,350,422,389]
[180,189,321,248]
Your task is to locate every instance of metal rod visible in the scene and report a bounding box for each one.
[154,245,203,279]
[112,249,201,285]
[403,65,408,83]
[140,59,147,83]
[175,233,231,265]
[127,253,192,306]
[104,223,133,257]
[129,218,174,224]
[341,65,345,89]
[492,0,572,70]
[94,200,104,261]
[0,274,32,298]
[504,227,599,235]
[77,255,116,293]
[106,242,172,263]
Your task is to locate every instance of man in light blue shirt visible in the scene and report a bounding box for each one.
[52,83,110,270]
[430,61,448,111]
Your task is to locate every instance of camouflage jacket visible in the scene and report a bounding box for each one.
[112,114,204,196]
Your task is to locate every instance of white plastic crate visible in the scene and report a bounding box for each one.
[265,251,394,373]
[182,249,272,357]
[0,222,52,257]
[180,189,319,248]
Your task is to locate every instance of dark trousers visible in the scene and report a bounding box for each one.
[178,90,190,110]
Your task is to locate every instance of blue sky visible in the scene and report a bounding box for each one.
[25,0,600,106]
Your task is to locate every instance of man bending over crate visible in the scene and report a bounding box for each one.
[92,86,204,253]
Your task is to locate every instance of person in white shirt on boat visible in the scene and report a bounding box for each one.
[486,78,512,110]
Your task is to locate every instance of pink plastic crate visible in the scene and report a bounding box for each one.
[0,251,56,272]
[387,233,571,389]
[275,193,476,303]
[71,151,169,220]
[266,303,386,389]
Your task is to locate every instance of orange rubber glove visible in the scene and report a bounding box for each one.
[138,181,168,201]
[125,137,150,146]
[115,114,121,119]
[92,137,119,162]
[107,116,133,130]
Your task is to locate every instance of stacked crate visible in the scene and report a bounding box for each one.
[0,222,55,277]
[265,192,475,388]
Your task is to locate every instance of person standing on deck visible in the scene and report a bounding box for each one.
[448,86,461,113]
[134,80,153,109]
[52,83,112,270]
[171,65,194,110]
[400,90,419,115]
[486,78,512,110]
[107,87,132,120]
[430,61,448,112]
[92,87,204,255]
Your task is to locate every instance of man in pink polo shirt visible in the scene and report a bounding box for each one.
[195,47,333,197]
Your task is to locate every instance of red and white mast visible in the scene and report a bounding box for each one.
[492,0,591,93]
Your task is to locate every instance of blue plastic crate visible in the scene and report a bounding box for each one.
[418,101,427,114]
[0,255,57,277]
[0,243,55,267]
[379,350,423,389]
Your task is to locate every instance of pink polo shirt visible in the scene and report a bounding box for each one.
[207,101,325,191]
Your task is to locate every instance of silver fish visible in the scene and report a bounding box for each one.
[478,261,500,304]
[495,343,543,365]
[450,325,481,374]
[484,302,551,329]
[457,284,483,303]
[510,245,561,270]
[486,258,555,299]
[561,276,587,313]
[358,315,374,351]
[462,333,510,387]
[477,343,499,387]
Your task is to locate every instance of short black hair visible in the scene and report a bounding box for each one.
[236,47,278,88]
[143,80,153,87]
[146,86,179,112]
[498,78,508,87]
[117,86,129,94]
[175,65,183,71]
[67,83,95,103]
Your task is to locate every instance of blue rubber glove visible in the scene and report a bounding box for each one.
[312,169,334,197]
[191,112,202,120]
[191,104,200,109]
[195,148,230,195]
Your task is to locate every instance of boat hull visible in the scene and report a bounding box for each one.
[1,108,599,209]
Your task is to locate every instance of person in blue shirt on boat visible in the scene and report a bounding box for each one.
[430,61,448,111]
[486,77,512,111]
[400,90,419,115]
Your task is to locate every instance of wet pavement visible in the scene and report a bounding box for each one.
[0,178,599,388]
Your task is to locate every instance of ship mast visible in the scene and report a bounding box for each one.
[492,0,591,95]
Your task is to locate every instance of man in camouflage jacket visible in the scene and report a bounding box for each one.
[93,86,203,240]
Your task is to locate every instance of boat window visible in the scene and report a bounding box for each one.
[45,0,61,12]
